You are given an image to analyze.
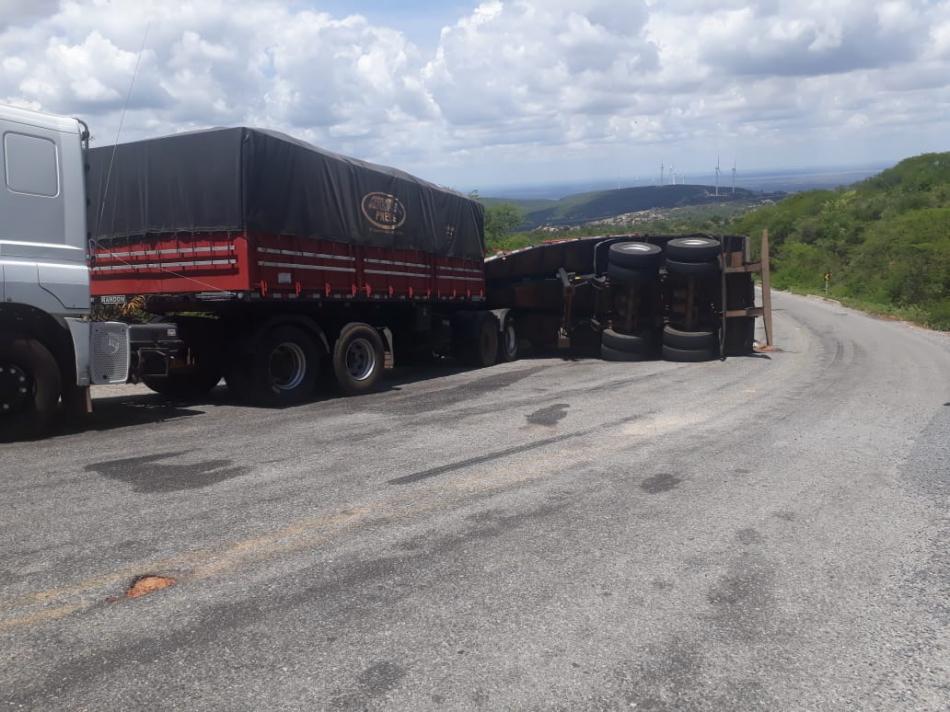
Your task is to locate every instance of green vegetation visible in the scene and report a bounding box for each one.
[733,153,950,330]
[483,202,525,246]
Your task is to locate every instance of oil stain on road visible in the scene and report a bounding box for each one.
[85,452,251,493]
[640,473,682,494]
[526,403,569,426]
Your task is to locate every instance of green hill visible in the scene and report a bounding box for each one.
[733,152,950,330]
[486,184,761,229]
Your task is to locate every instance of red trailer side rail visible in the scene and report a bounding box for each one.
[90,232,486,303]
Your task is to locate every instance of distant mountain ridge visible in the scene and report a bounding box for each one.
[484,184,767,229]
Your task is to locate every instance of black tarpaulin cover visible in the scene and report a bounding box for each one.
[87,127,485,260]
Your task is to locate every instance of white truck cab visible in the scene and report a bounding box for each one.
[0,103,128,439]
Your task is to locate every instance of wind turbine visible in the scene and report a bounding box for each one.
[732,160,737,195]
[715,154,721,197]
[660,162,665,186]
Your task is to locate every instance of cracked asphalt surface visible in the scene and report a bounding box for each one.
[1,291,948,711]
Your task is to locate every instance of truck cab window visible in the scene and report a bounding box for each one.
[3,131,59,197]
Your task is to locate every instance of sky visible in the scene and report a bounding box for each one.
[1,0,949,191]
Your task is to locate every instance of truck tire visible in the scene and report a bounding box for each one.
[333,323,385,396]
[601,344,650,362]
[0,337,61,440]
[665,237,720,261]
[238,325,320,406]
[662,325,718,350]
[498,316,519,362]
[664,259,720,276]
[601,328,654,354]
[661,344,719,362]
[456,312,499,368]
[143,367,222,400]
[607,263,655,285]
[608,241,662,269]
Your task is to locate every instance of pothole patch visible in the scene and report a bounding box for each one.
[125,575,176,599]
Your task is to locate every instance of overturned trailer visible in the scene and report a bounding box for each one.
[485,232,770,362]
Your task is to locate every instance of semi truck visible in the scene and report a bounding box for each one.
[0,103,766,439]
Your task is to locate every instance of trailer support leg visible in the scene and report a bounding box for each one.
[760,229,774,349]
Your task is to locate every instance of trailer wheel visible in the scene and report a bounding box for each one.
[665,237,720,261]
[460,313,499,368]
[664,259,720,276]
[601,344,651,362]
[333,323,385,396]
[661,325,718,350]
[238,326,320,406]
[607,263,655,284]
[498,316,519,362]
[661,344,719,362]
[0,337,61,440]
[601,328,654,354]
[608,241,662,269]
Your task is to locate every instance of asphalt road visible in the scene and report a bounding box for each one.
[1,291,948,711]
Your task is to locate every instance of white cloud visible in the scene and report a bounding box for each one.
[1,0,948,186]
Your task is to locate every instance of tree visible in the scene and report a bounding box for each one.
[484,203,524,248]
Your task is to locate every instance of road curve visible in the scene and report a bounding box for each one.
[1,291,948,711]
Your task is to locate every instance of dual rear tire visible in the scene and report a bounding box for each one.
[226,325,321,406]
[661,325,719,362]
[226,322,385,405]
[607,241,663,285]
[664,237,721,276]
[332,323,385,396]
[601,327,655,362]
[454,312,500,368]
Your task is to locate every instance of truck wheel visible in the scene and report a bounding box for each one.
[601,344,650,362]
[333,323,385,396]
[601,328,654,354]
[0,337,61,440]
[661,344,719,362]
[240,326,320,406]
[662,325,718,350]
[664,259,720,276]
[143,368,222,400]
[459,313,498,368]
[608,241,662,269]
[498,316,519,362]
[664,237,720,261]
[607,263,655,284]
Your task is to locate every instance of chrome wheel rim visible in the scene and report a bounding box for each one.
[269,342,307,391]
[345,338,376,381]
